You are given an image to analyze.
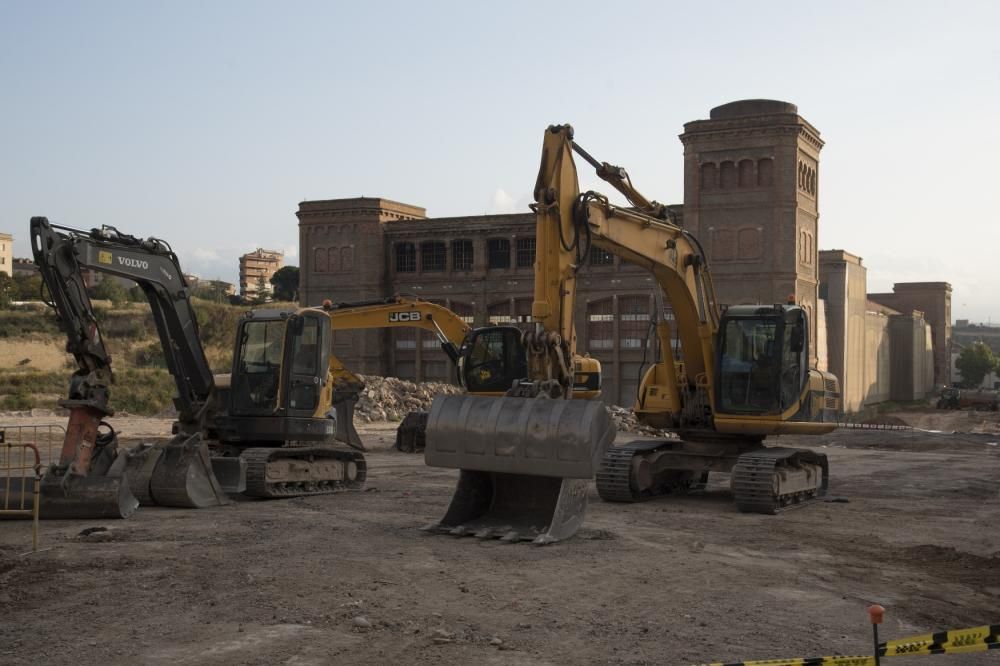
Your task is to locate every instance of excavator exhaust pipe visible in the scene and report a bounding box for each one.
[125,433,229,508]
[422,395,615,545]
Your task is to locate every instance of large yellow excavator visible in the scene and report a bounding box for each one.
[422,125,840,543]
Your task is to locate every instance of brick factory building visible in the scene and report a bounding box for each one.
[298,100,951,411]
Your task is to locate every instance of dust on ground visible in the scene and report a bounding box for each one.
[0,412,998,665]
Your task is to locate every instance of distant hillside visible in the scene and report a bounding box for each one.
[0,299,252,414]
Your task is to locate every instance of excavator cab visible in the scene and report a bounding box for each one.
[456,326,527,394]
[222,310,357,445]
[715,304,808,416]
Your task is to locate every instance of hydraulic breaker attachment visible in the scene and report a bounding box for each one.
[394,411,428,453]
[37,405,139,520]
[422,394,615,545]
[125,433,229,508]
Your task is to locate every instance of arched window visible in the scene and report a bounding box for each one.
[738,159,754,187]
[515,237,536,268]
[327,246,340,272]
[488,301,512,324]
[395,242,416,272]
[340,246,354,272]
[619,295,651,349]
[449,301,475,325]
[421,241,446,272]
[514,298,533,331]
[487,239,510,269]
[587,299,613,350]
[452,240,474,271]
[757,158,774,186]
[720,161,737,188]
[394,327,416,349]
[589,245,614,266]
[700,163,718,190]
[313,247,327,273]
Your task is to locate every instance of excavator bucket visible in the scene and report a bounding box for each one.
[125,432,229,508]
[334,398,364,451]
[395,411,428,453]
[422,394,615,545]
[38,448,139,519]
[36,406,140,520]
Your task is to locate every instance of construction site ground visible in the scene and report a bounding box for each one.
[1,410,998,665]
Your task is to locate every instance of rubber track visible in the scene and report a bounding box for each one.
[731,447,828,514]
[595,444,642,502]
[242,447,367,499]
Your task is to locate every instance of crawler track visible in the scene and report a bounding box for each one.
[242,446,367,498]
[730,447,828,514]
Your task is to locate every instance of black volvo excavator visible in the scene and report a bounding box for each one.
[29,217,366,518]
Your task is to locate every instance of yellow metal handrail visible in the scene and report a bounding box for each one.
[0,440,42,551]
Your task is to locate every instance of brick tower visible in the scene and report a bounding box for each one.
[679,100,823,366]
[297,197,426,374]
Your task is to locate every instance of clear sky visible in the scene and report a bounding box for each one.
[2,1,998,320]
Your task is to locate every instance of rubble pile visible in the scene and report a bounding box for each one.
[351,375,674,438]
[353,375,462,422]
[606,405,677,438]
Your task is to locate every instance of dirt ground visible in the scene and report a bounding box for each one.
[1,411,998,665]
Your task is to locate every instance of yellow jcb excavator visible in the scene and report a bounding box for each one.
[421,125,840,543]
[310,295,601,452]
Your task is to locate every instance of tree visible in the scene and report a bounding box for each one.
[955,342,996,388]
[269,266,299,302]
[91,279,128,307]
[12,274,44,301]
[0,273,12,309]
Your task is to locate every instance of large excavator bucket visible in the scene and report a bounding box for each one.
[125,432,229,508]
[37,406,140,520]
[423,395,615,545]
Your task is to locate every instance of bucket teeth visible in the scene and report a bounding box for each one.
[499,531,521,543]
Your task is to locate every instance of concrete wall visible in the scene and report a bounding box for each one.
[819,251,867,412]
[869,282,952,387]
[889,313,934,401]
[863,310,892,406]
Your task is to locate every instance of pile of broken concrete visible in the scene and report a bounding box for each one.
[353,375,673,438]
[353,375,463,423]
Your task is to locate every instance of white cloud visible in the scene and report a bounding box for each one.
[486,188,517,215]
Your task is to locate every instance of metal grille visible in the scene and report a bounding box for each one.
[587,299,613,350]
[421,241,446,272]
[452,240,473,271]
[515,237,536,268]
[589,246,614,266]
[395,242,416,273]
[619,295,651,349]
[487,239,510,269]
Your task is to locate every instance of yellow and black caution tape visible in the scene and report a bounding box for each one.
[695,623,998,666]
[881,623,998,658]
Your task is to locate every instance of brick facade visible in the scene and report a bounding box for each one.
[680,100,823,367]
